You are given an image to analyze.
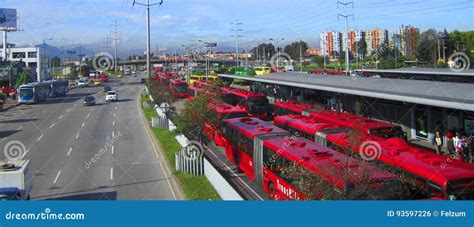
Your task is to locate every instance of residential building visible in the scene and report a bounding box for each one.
[365,28,389,55]
[320,31,342,59]
[394,25,420,57]
[342,29,364,56]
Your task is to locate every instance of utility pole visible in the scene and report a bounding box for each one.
[111,20,120,74]
[338,0,354,76]
[231,20,243,68]
[299,40,304,72]
[133,0,164,78]
[2,31,7,61]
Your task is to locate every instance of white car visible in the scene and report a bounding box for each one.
[106,91,118,102]
[77,78,90,87]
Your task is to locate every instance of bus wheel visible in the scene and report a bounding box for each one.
[268,184,277,200]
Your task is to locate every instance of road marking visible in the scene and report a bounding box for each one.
[112,131,115,137]
[16,125,23,130]
[49,123,55,129]
[82,122,85,127]
[73,104,78,107]
[86,113,90,118]
[110,168,114,180]
[111,145,114,154]
[113,113,116,117]
[53,171,62,184]
[113,121,115,126]
[67,147,73,156]
[91,107,95,111]
[67,108,71,112]
[115,107,117,110]
[59,114,64,120]
[36,135,44,142]
[75,132,80,139]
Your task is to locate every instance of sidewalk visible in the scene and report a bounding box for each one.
[1,98,20,112]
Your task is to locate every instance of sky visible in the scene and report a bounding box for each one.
[2,0,474,55]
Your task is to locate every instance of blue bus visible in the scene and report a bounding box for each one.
[18,82,50,104]
[46,80,69,97]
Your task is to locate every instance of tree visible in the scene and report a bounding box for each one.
[283,41,309,61]
[416,29,438,64]
[312,56,325,66]
[15,71,31,88]
[251,43,276,61]
[80,65,91,78]
[51,56,61,68]
[354,39,367,60]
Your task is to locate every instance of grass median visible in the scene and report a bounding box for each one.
[140,94,221,200]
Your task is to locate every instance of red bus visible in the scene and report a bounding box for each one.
[274,100,323,116]
[326,133,474,200]
[221,87,272,120]
[304,109,406,139]
[222,117,402,200]
[275,114,474,200]
[205,101,248,147]
[169,79,188,98]
[186,86,204,102]
[154,72,172,86]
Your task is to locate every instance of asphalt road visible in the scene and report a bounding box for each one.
[0,74,180,200]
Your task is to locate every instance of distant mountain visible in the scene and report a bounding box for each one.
[35,43,62,58]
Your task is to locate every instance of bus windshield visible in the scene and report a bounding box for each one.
[19,88,34,98]
[174,84,188,93]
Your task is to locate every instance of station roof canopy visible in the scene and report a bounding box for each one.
[218,72,474,112]
[355,67,474,77]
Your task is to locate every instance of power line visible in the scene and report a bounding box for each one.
[231,20,243,67]
[111,20,120,74]
[338,0,354,75]
[132,0,164,78]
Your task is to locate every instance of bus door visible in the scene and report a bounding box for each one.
[254,133,290,187]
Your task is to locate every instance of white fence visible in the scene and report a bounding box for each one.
[175,149,204,176]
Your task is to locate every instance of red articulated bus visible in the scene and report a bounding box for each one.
[274,100,324,116]
[155,72,172,86]
[221,87,272,120]
[262,137,402,200]
[169,79,188,98]
[204,101,248,147]
[186,86,204,102]
[304,109,406,139]
[274,115,474,199]
[274,114,474,200]
[326,133,474,200]
[222,117,402,200]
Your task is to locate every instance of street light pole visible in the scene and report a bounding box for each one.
[133,0,163,78]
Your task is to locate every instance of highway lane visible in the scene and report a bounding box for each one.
[0,75,180,200]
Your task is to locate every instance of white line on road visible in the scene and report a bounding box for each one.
[75,132,80,139]
[49,123,55,129]
[59,114,64,120]
[86,113,90,118]
[67,147,73,156]
[67,108,71,112]
[53,171,62,184]
[82,122,85,127]
[111,145,114,154]
[110,168,114,180]
[115,107,117,110]
[36,135,44,142]
[112,131,115,137]
[113,113,116,117]
[113,121,115,126]
[16,125,23,130]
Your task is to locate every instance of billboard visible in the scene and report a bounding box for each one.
[0,8,17,30]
